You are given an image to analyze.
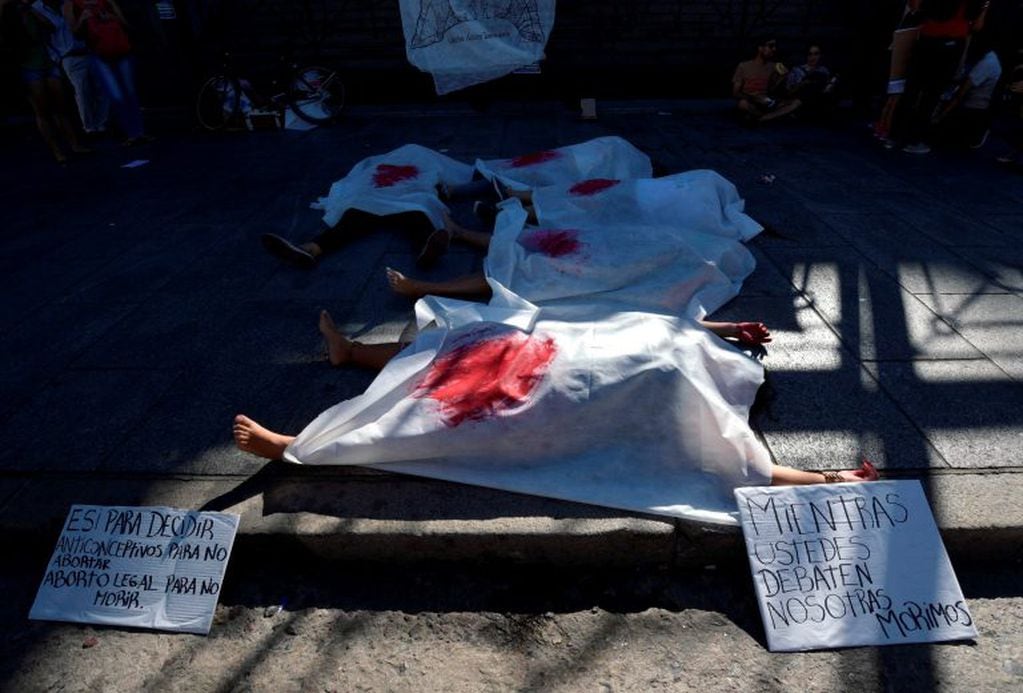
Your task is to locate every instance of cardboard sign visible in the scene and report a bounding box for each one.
[30,506,240,635]
[735,480,976,651]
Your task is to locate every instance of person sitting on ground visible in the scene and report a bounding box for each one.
[932,35,1002,149]
[784,42,839,116]
[731,36,801,123]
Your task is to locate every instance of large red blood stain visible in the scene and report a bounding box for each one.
[508,150,561,168]
[569,178,619,196]
[520,229,581,258]
[414,332,557,427]
[373,164,419,188]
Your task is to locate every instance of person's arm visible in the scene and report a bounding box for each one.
[731,66,744,99]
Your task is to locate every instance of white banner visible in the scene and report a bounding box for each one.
[30,505,239,635]
[399,1,556,95]
[735,481,976,651]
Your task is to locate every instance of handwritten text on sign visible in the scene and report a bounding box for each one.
[735,481,976,651]
[30,505,239,635]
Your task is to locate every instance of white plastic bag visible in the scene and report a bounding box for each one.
[399,0,556,95]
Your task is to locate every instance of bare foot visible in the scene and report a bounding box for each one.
[386,267,426,300]
[318,310,353,366]
[233,414,294,459]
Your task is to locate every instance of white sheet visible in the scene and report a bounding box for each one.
[285,286,772,525]
[475,136,653,192]
[311,144,474,229]
[484,171,762,319]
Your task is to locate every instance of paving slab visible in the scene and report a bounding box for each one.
[863,360,1023,467]
[757,245,986,361]
[819,211,1012,295]
[914,293,1023,381]
[949,243,1023,295]
[877,192,1012,248]
[710,295,944,472]
[0,368,183,474]
[1,100,1021,569]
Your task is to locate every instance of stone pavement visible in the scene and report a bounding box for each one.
[1,100,1021,566]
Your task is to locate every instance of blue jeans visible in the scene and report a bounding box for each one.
[91,55,143,138]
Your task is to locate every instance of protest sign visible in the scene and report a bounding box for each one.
[30,505,239,635]
[735,480,976,652]
[399,1,555,95]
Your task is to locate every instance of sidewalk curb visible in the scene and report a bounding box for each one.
[2,468,1020,567]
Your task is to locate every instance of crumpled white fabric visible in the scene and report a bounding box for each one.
[399,0,556,95]
[531,170,763,242]
[310,144,474,229]
[484,171,762,319]
[475,136,653,192]
[285,285,772,525]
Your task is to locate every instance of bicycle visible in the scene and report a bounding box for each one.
[195,53,345,131]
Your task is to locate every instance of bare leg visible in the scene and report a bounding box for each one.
[700,320,772,346]
[26,82,65,163]
[771,460,878,485]
[318,310,402,370]
[387,267,491,300]
[759,98,801,122]
[45,77,88,153]
[233,414,295,459]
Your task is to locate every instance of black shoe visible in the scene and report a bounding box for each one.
[260,233,317,269]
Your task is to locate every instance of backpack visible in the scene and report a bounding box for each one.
[75,0,130,60]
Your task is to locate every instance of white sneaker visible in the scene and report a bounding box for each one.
[902,143,931,154]
[970,130,990,150]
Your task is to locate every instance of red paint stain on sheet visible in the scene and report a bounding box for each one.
[372,164,419,188]
[414,332,557,427]
[520,229,581,258]
[569,178,619,196]
[509,150,561,168]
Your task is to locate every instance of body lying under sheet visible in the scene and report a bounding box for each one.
[475,136,653,192]
[485,170,763,319]
[285,289,773,525]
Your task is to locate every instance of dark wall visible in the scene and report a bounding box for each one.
[132,0,905,106]
[6,1,1021,116]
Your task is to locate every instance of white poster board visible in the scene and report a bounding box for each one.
[399,1,556,95]
[30,505,240,635]
[735,480,976,652]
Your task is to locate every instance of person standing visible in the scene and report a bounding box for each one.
[896,0,990,154]
[68,0,148,145]
[30,0,108,135]
[1,0,88,162]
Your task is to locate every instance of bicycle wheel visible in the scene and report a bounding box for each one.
[288,65,345,124]
[196,74,242,131]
